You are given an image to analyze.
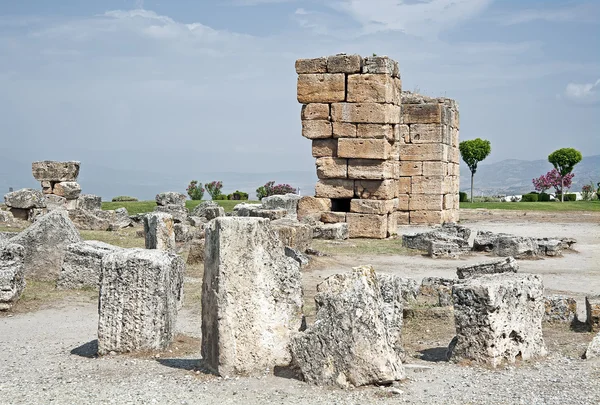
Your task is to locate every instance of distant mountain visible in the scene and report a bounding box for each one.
[460,155,600,196]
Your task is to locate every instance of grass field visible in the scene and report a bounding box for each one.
[460,201,600,212]
[101,199,261,214]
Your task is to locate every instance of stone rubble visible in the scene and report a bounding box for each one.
[543,295,577,323]
[586,296,600,332]
[456,257,519,279]
[0,242,26,311]
[57,241,121,290]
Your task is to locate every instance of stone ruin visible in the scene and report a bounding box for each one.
[296,54,460,239]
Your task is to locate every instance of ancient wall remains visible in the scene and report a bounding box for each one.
[297,54,460,238]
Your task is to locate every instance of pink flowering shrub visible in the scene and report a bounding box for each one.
[532,169,574,195]
[256,181,297,200]
[187,180,205,200]
[205,181,223,200]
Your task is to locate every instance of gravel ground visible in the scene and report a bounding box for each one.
[1,213,599,404]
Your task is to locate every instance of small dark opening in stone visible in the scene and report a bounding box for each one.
[331,198,351,213]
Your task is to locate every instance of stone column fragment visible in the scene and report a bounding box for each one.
[143,212,175,251]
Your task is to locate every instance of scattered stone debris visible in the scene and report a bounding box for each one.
[143,213,176,251]
[473,230,574,258]
[290,266,404,387]
[584,332,600,359]
[586,296,600,332]
[202,217,303,376]
[10,210,82,281]
[449,273,547,367]
[402,223,471,257]
[97,249,184,355]
[57,241,121,290]
[312,223,349,240]
[543,295,577,323]
[456,257,518,279]
[0,242,26,311]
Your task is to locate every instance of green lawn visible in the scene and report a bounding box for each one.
[101,199,261,214]
[460,201,600,212]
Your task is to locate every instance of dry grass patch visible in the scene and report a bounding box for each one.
[80,227,145,248]
[312,237,420,256]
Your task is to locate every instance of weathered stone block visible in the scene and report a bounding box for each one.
[585,332,600,359]
[587,296,600,332]
[312,139,338,158]
[398,162,422,176]
[295,57,327,74]
[155,192,186,207]
[396,210,410,225]
[98,249,184,355]
[202,218,303,376]
[327,54,362,73]
[53,182,82,200]
[449,273,547,366]
[397,177,411,195]
[338,138,392,160]
[409,210,443,225]
[297,74,345,103]
[290,266,404,387]
[321,211,346,223]
[422,161,448,176]
[457,257,518,279]
[331,103,401,124]
[362,56,399,77]
[536,238,563,257]
[262,193,302,218]
[411,176,445,195]
[312,223,349,240]
[356,124,396,141]
[11,210,81,280]
[191,201,224,221]
[347,159,398,180]
[402,104,442,124]
[76,194,102,211]
[44,194,67,211]
[350,199,397,215]
[409,124,444,143]
[186,238,205,265]
[397,194,409,210]
[387,212,398,236]
[316,157,348,179]
[428,241,462,258]
[399,143,446,162]
[301,103,330,120]
[543,295,577,323]
[346,213,387,239]
[144,212,176,251]
[494,235,538,258]
[332,122,357,138]
[302,120,333,139]
[154,205,189,224]
[354,179,397,200]
[347,74,397,103]
[0,210,14,224]
[270,218,312,252]
[0,243,25,311]
[315,179,354,199]
[420,277,455,306]
[402,224,471,251]
[409,194,444,211]
[4,188,46,209]
[174,223,193,243]
[297,196,331,222]
[32,161,80,182]
[57,241,121,290]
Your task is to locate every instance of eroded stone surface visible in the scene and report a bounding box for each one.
[312,223,349,240]
[155,192,187,207]
[57,241,121,290]
[143,213,176,251]
[543,295,577,323]
[4,189,46,209]
[270,218,312,252]
[32,161,80,182]
[0,242,26,311]
[585,332,600,359]
[457,257,519,279]
[262,194,301,219]
[76,194,102,211]
[587,296,600,332]
[191,201,225,221]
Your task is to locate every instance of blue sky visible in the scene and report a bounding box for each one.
[0,0,598,190]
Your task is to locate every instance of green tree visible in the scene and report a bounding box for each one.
[548,148,582,202]
[459,138,491,203]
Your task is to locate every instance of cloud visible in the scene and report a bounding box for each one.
[562,79,600,105]
[231,0,297,5]
[495,2,600,25]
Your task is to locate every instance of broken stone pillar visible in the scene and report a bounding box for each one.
[270,218,312,251]
[57,241,121,290]
[449,273,547,367]
[10,210,82,280]
[31,161,83,214]
[456,257,519,279]
[202,217,303,376]
[143,213,176,251]
[0,242,26,311]
[290,266,404,387]
[587,296,600,332]
[97,249,184,355]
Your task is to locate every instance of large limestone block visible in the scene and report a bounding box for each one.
[290,266,404,387]
[191,201,224,221]
[57,241,121,290]
[333,122,357,138]
[337,139,392,160]
[321,211,346,223]
[356,124,396,141]
[295,57,327,74]
[312,139,338,158]
[402,104,442,124]
[587,296,600,332]
[348,159,399,180]
[262,193,302,219]
[410,210,443,225]
[271,218,312,252]
[362,56,399,77]
[409,124,444,143]
[53,182,81,200]
[11,210,82,280]
[409,193,444,210]
[585,332,600,359]
[202,218,304,376]
[44,194,67,211]
[297,196,331,222]
[544,296,577,323]
[4,188,46,209]
[98,249,184,355]
[350,199,397,215]
[355,179,397,200]
[301,103,329,120]
[402,223,470,251]
[327,54,362,73]
[315,179,354,199]
[297,74,345,103]
[398,162,422,177]
[302,120,333,139]
[144,213,176,251]
[398,177,411,195]
[0,210,14,225]
[331,103,401,124]
[313,223,349,240]
[76,194,102,211]
[68,208,131,231]
[457,257,519,279]
[154,205,189,224]
[449,273,547,367]
[316,157,348,179]
[0,243,26,311]
[494,235,538,258]
[422,161,448,176]
[346,213,388,239]
[156,192,187,207]
[347,74,398,104]
[399,144,447,162]
[411,176,446,195]
[32,161,80,182]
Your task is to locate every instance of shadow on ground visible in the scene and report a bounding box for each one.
[418,347,449,362]
[71,340,98,358]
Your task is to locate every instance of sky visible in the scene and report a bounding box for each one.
[0,0,598,197]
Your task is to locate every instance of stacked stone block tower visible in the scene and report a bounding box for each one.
[297,54,460,238]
